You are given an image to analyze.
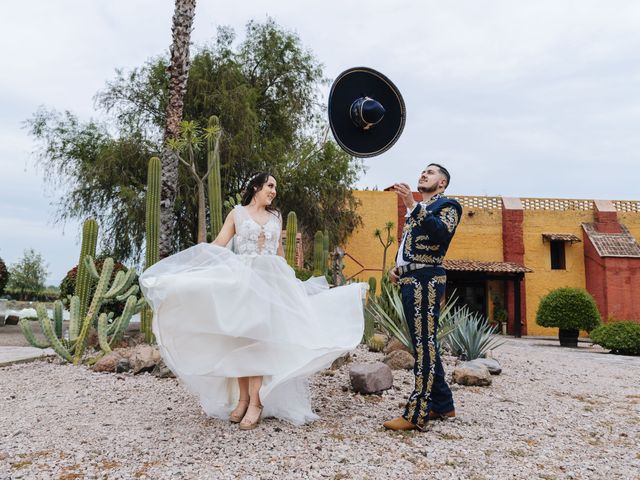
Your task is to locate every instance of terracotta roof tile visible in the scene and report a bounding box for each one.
[542,233,582,243]
[582,223,640,258]
[444,259,532,273]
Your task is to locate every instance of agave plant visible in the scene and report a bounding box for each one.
[442,305,506,360]
[365,281,458,354]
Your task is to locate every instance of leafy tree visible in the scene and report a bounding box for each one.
[26,19,363,263]
[0,256,9,295]
[7,249,49,298]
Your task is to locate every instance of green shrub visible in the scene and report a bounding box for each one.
[590,321,640,356]
[536,288,601,332]
[293,268,313,281]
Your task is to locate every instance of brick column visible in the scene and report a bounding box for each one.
[502,197,527,335]
[594,199,621,233]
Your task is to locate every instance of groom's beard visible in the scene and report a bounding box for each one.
[417,183,438,193]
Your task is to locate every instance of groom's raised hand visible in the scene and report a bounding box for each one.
[391,183,416,211]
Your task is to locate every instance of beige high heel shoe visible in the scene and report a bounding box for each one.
[229,400,250,423]
[239,403,263,430]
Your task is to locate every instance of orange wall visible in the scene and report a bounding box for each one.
[447,206,503,262]
[343,191,398,284]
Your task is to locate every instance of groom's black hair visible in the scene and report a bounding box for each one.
[428,163,451,188]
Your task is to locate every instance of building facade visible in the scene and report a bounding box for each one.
[343,191,640,336]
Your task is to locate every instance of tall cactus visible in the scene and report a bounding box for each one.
[368,276,377,297]
[313,231,324,276]
[322,230,329,275]
[285,211,298,267]
[142,156,161,343]
[206,116,223,239]
[20,256,145,364]
[74,219,98,323]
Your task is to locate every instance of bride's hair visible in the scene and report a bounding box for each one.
[241,172,280,216]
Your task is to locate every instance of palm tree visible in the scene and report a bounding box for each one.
[159,0,197,258]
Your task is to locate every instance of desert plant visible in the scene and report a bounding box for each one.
[141,156,161,343]
[313,231,324,276]
[20,256,145,364]
[322,230,329,275]
[223,193,243,216]
[536,288,601,332]
[285,211,298,268]
[206,116,223,239]
[442,306,505,360]
[373,221,395,273]
[74,219,98,320]
[590,321,640,356]
[366,280,458,354]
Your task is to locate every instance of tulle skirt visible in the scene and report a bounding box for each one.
[139,243,366,425]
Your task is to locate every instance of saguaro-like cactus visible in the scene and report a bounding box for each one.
[206,116,223,239]
[74,219,98,322]
[322,231,330,276]
[20,256,144,364]
[141,156,161,342]
[285,211,298,267]
[313,231,324,276]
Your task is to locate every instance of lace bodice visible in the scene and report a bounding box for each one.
[233,205,282,255]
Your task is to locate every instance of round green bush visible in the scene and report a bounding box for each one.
[590,321,640,356]
[536,288,601,332]
[0,256,9,295]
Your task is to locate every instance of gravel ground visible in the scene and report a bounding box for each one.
[1,338,639,480]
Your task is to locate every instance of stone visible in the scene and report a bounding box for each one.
[4,315,19,326]
[383,350,415,370]
[116,359,131,373]
[93,352,123,373]
[383,338,411,355]
[130,344,162,374]
[452,362,492,386]
[471,357,502,375]
[330,353,351,370]
[348,362,393,394]
[151,359,175,378]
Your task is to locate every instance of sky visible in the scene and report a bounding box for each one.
[1,0,640,285]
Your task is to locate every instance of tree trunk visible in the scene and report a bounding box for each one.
[196,180,206,243]
[159,0,197,258]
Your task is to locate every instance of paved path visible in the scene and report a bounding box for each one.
[0,345,55,366]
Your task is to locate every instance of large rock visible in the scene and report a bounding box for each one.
[93,352,123,373]
[383,338,411,355]
[383,350,415,370]
[130,344,162,374]
[470,358,502,375]
[4,315,19,326]
[452,362,492,386]
[349,362,393,394]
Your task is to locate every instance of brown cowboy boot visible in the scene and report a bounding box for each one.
[383,417,420,431]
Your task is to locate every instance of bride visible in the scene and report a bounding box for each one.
[140,172,366,429]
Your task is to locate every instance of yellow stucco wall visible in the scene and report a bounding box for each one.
[343,191,398,284]
[343,191,640,336]
[447,206,503,262]
[522,210,593,336]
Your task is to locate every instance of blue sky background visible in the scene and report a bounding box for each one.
[1,0,640,285]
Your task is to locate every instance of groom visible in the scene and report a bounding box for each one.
[383,163,462,431]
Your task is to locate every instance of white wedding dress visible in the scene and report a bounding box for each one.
[139,205,366,425]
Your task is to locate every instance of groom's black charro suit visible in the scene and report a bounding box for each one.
[396,193,462,428]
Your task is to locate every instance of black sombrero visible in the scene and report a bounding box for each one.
[328,67,406,158]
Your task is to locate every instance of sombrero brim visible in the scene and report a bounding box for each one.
[328,67,406,158]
